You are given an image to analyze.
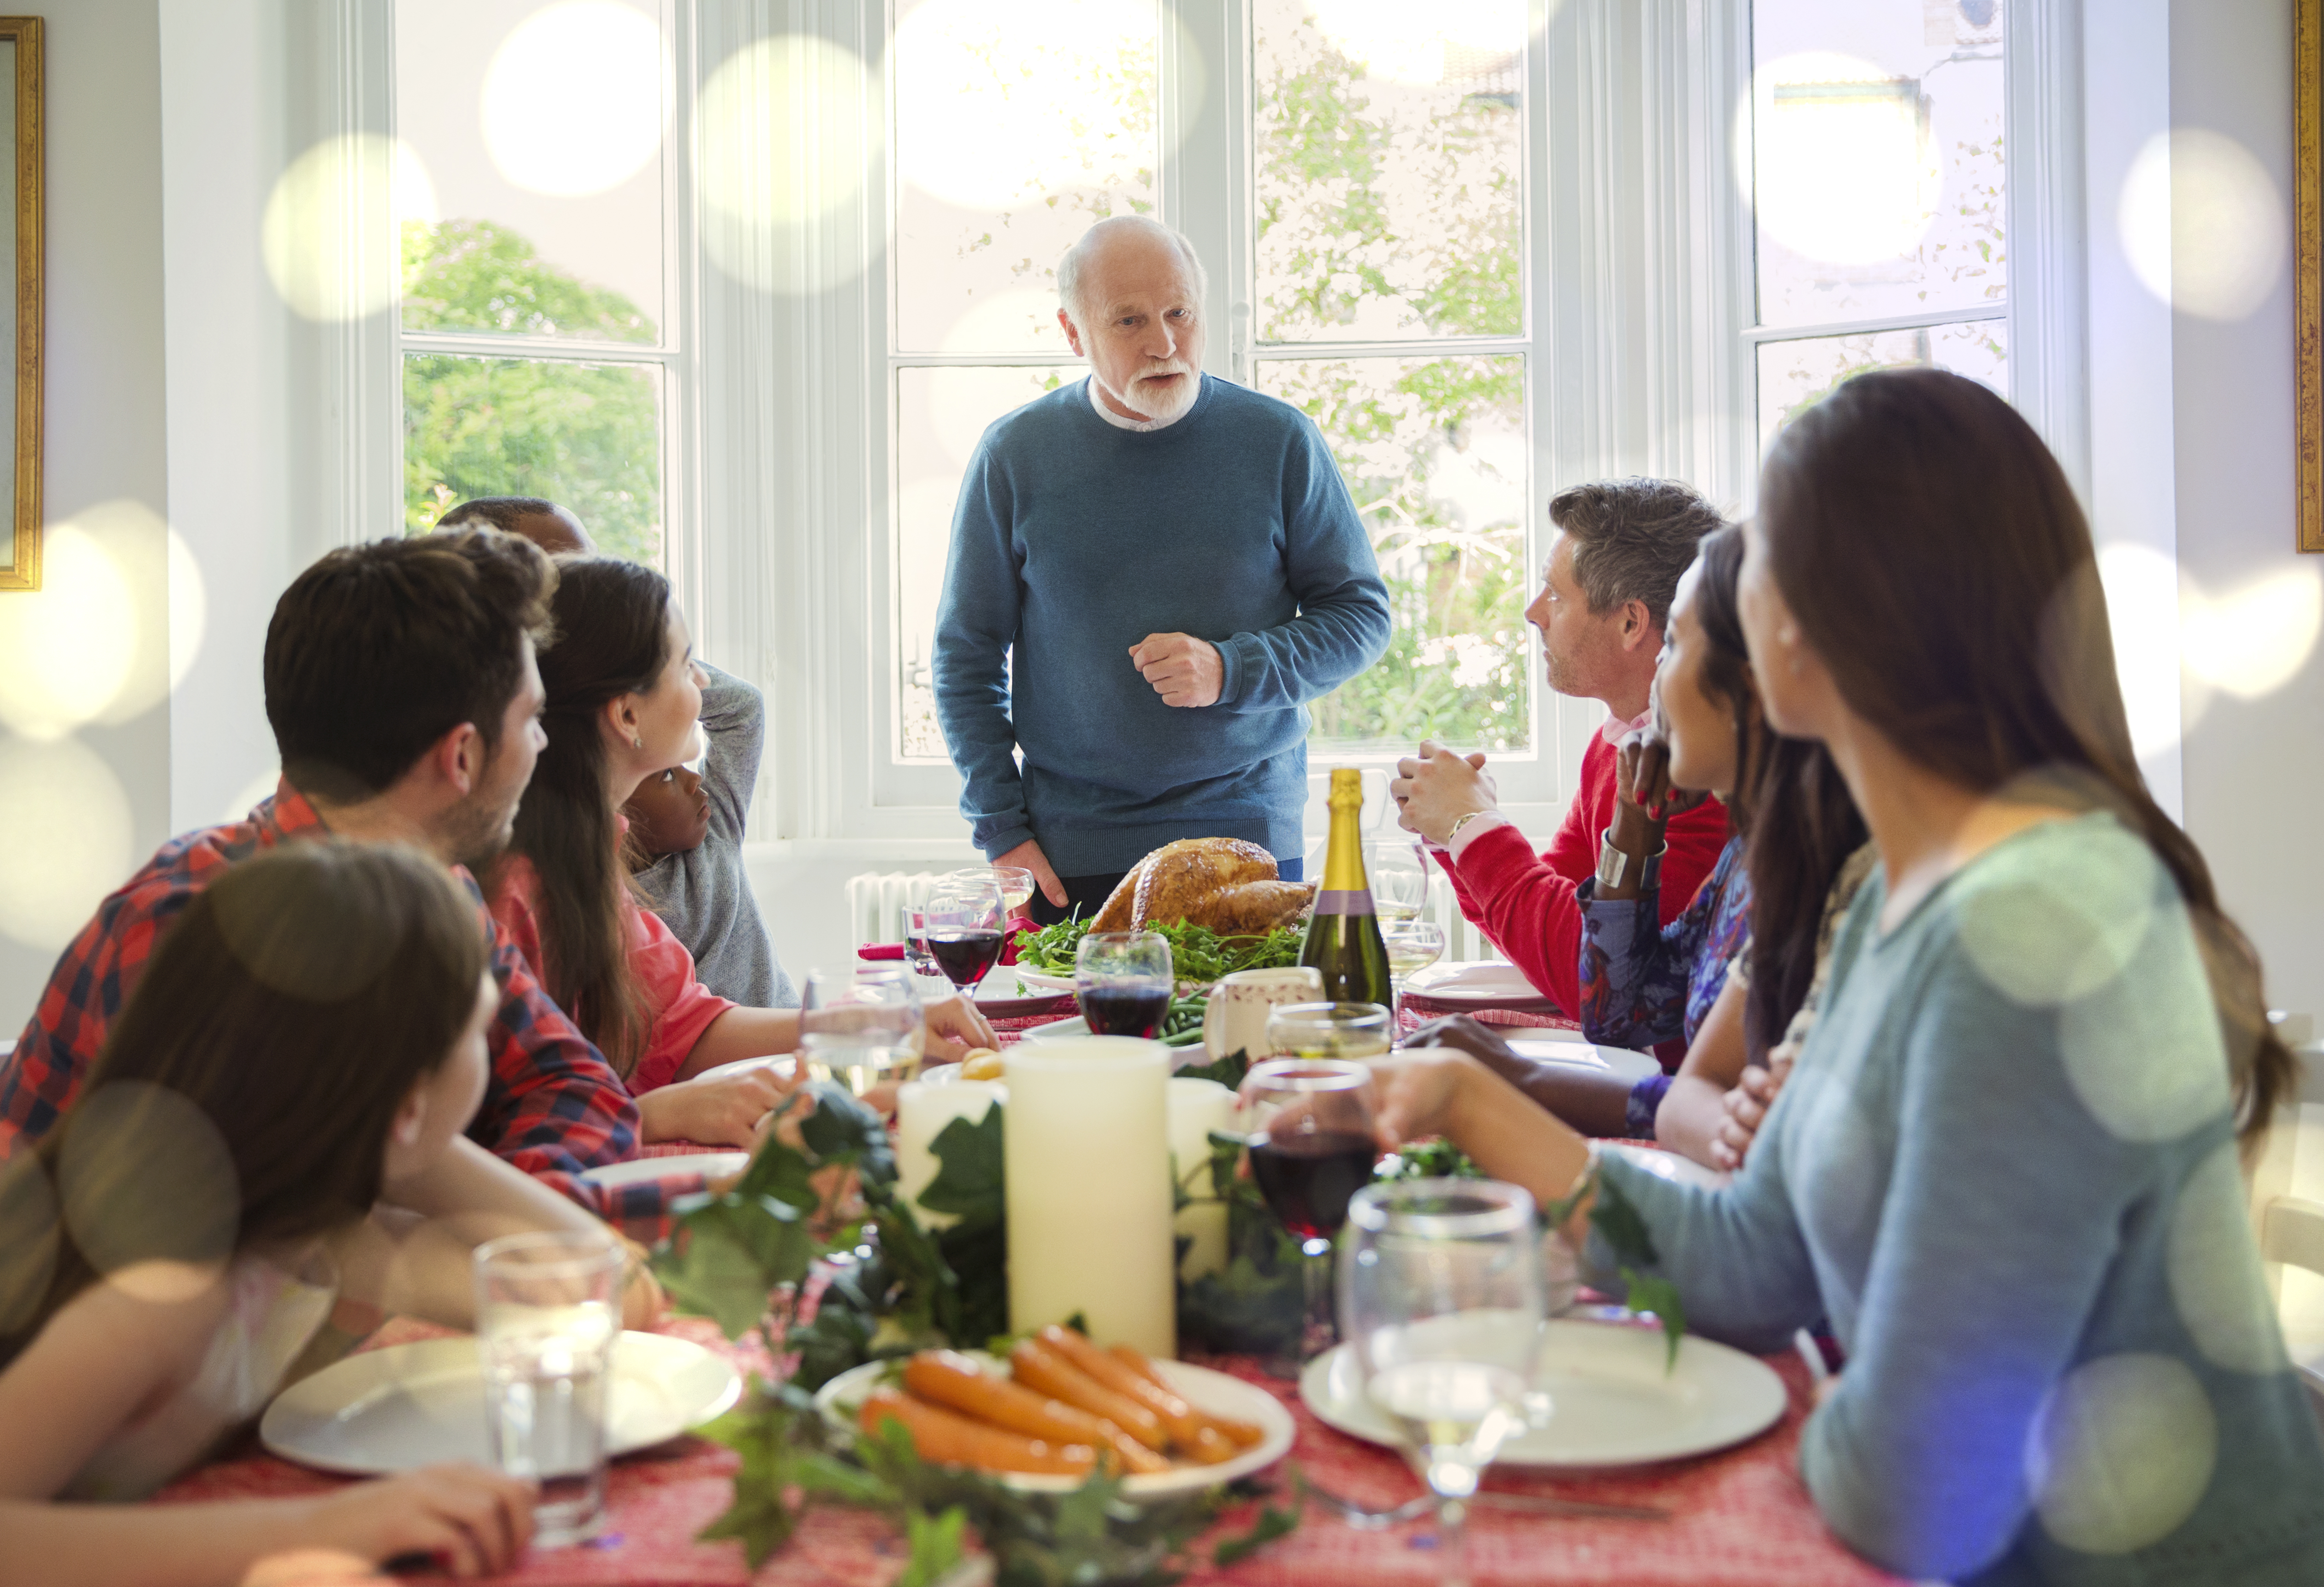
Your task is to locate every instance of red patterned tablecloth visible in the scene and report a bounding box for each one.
[160,1314,1899,1587]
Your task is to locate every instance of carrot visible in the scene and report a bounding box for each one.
[904,1351,1170,1475]
[1037,1327,1238,1463]
[1108,1342,1268,1449]
[1008,1339,1170,1452]
[858,1388,1097,1477]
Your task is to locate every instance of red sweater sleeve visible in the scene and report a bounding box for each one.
[1437,733,1731,1015]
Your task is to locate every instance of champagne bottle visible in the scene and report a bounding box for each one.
[1299,768,1393,1007]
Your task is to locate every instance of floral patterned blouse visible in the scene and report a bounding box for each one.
[1577,835,1751,1135]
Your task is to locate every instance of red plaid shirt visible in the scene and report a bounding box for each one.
[0,783,687,1228]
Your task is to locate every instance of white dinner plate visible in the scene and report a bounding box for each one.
[1504,1038,1661,1085]
[1302,1318,1783,1469]
[261,1332,743,1476]
[688,1054,797,1087]
[1021,1016,1091,1041]
[1009,967,1078,994]
[576,1151,752,1189]
[1401,960,1559,1011]
[815,1351,1294,1498]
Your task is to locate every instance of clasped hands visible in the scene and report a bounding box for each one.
[1389,739,1497,845]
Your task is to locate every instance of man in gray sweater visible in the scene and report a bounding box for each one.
[933,217,1392,921]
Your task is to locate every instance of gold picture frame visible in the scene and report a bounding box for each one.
[0,18,38,590]
[2301,0,2324,551]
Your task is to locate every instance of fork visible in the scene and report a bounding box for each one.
[1301,1480,1669,1530]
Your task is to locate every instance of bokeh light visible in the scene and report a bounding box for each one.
[695,34,879,295]
[2118,128,2287,323]
[0,501,203,742]
[480,0,670,198]
[2179,563,2321,700]
[264,134,435,322]
[1741,52,1942,268]
[0,736,134,951]
[893,0,1194,212]
[59,1080,238,1305]
[2098,543,2201,760]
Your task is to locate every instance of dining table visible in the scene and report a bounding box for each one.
[155,978,1908,1587]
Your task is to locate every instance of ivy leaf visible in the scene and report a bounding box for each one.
[1620,1269,1688,1372]
[917,1108,1005,1220]
[896,1505,972,1587]
[1588,1168,1661,1269]
[1174,1047,1253,1089]
[1212,1469,1305,1567]
[655,1202,812,1340]
[797,1082,898,1189]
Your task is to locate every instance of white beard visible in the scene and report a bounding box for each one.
[1110,360,1199,425]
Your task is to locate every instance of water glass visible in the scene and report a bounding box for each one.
[944,865,1035,920]
[1380,919,1446,1026]
[1340,1179,1547,1587]
[1074,929,1174,1038]
[900,906,954,1001]
[1244,1058,1377,1362]
[1366,839,1431,923]
[800,967,924,1097]
[474,1231,625,1547]
[1266,1001,1392,1063]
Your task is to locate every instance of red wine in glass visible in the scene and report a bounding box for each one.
[1078,982,1172,1038]
[1248,1129,1380,1242]
[926,928,1004,989]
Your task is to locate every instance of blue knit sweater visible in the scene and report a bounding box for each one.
[932,376,1390,874]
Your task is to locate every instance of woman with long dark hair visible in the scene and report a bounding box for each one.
[0,842,645,1580]
[1365,369,2324,1581]
[490,559,994,1146]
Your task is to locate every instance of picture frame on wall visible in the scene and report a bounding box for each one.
[2301,0,2324,551]
[0,17,38,591]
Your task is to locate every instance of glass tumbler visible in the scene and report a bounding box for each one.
[473,1230,625,1547]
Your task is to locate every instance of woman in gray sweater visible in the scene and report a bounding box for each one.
[1371,369,2324,1583]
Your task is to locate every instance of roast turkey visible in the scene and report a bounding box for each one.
[1089,838,1316,935]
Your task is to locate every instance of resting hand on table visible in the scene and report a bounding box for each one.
[293,1463,534,1578]
[638,1066,791,1148]
[920,993,997,1061]
[1389,740,1495,845]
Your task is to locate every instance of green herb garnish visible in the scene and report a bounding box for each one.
[1012,918,1305,985]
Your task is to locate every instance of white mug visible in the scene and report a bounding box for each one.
[1203,965,1326,1062]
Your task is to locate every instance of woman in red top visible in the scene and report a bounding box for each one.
[489,558,995,1146]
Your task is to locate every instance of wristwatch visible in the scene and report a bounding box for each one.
[1595,827,1666,892]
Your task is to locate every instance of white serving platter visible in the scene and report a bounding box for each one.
[577,1151,752,1189]
[815,1351,1294,1498]
[1300,1318,1784,1469]
[261,1332,742,1476]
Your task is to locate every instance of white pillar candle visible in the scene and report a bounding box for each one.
[1167,1077,1238,1282]
[895,1079,1002,1231]
[1003,1037,1175,1357]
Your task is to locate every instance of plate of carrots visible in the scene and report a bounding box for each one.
[813,1324,1296,1497]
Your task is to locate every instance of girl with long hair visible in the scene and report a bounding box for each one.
[1365,369,2324,1581]
[0,842,641,1581]
[490,559,994,1146]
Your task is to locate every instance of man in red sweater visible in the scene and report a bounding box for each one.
[1391,478,1730,1017]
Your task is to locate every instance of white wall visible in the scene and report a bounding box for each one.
[2164,0,2324,1024]
[0,0,174,1024]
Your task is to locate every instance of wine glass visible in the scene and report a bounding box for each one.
[901,904,948,996]
[919,880,1007,995]
[1380,919,1446,1030]
[1243,1058,1378,1364]
[1340,1179,1547,1587]
[1266,1001,1392,1063]
[1366,839,1431,923]
[945,865,1035,921]
[1074,930,1174,1038]
[799,967,923,1098]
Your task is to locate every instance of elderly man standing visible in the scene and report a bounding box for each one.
[934,216,1391,919]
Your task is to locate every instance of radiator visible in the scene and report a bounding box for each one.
[843,870,951,947]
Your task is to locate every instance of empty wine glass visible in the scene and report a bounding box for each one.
[1380,918,1446,1029]
[1074,930,1174,1038]
[1366,839,1431,923]
[918,880,1007,994]
[1243,1059,1377,1365]
[799,966,923,1099]
[1266,1001,1392,1063]
[1340,1179,1547,1587]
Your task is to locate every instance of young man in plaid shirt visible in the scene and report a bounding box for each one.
[0,530,682,1228]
